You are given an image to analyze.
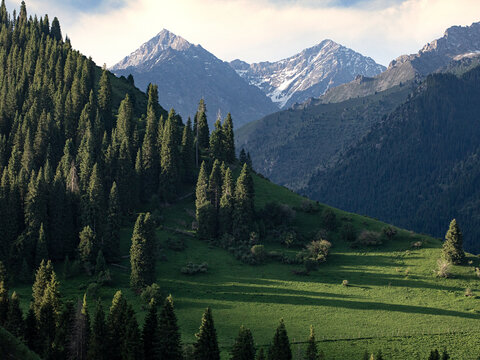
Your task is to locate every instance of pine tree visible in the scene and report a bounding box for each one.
[304,326,318,360]
[158,295,183,360]
[233,164,255,242]
[143,299,160,360]
[193,307,220,360]
[104,182,121,260]
[219,167,234,235]
[442,219,465,264]
[223,113,235,163]
[231,325,256,360]
[130,213,156,289]
[267,319,292,360]
[196,161,215,240]
[88,300,108,360]
[5,291,24,338]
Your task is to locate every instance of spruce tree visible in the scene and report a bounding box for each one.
[193,307,220,360]
[267,319,292,360]
[233,164,255,242]
[256,348,266,360]
[158,295,183,360]
[35,223,48,268]
[107,290,128,360]
[53,301,75,360]
[105,181,121,260]
[116,94,134,146]
[442,219,465,264]
[70,295,90,360]
[304,326,318,360]
[223,113,235,163]
[5,291,24,339]
[428,350,440,360]
[219,167,234,235]
[98,67,113,132]
[78,225,96,273]
[231,325,256,360]
[195,99,209,151]
[142,101,159,198]
[124,307,143,360]
[196,161,215,240]
[160,112,180,199]
[209,159,223,211]
[88,300,108,360]
[181,117,195,183]
[143,299,160,360]
[209,118,225,161]
[0,278,8,326]
[130,213,156,289]
[32,259,54,318]
[441,349,449,360]
[25,307,39,353]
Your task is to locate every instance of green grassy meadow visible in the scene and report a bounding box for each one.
[13,174,480,359]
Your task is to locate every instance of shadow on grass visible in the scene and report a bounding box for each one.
[175,281,480,320]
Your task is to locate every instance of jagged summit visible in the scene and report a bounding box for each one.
[110,29,278,127]
[111,29,193,71]
[230,39,385,109]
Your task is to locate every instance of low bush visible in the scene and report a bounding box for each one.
[306,239,332,263]
[435,258,452,278]
[299,199,318,213]
[382,226,397,240]
[181,262,208,275]
[342,280,349,287]
[141,283,162,304]
[251,245,266,263]
[352,231,383,247]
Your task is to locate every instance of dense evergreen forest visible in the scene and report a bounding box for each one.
[307,66,480,252]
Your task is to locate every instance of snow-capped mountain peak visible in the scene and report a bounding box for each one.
[230,40,385,109]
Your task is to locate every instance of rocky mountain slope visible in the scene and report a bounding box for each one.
[320,21,480,103]
[111,29,278,127]
[230,40,385,109]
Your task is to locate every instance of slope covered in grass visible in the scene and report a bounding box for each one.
[13,174,480,359]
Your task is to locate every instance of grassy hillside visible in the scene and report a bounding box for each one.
[12,172,480,359]
[236,84,413,190]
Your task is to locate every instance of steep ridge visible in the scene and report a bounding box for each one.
[111,29,278,127]
[321,21,480,104]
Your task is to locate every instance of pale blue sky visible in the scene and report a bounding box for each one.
[7,0,480,67]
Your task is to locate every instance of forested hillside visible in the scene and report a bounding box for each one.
[236,83,413,190]
[307,65,480,252]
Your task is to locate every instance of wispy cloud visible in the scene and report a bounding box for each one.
[8,0,480,67]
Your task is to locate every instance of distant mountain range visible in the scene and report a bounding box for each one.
[111,29,278,127]
[237,21,480,190]
[111,30,385,126]
[230,40,385,109]
[320,21,480,104]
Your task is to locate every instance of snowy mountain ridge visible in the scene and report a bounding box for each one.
[230,40,386,109]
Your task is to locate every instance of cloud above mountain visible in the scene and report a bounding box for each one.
[9,0,480,67]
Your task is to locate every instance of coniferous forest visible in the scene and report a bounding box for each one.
[3,1,480,360]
